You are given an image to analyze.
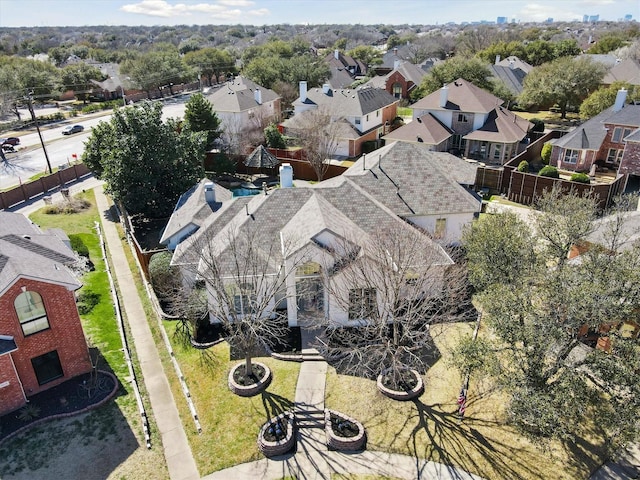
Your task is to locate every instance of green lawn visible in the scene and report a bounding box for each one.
[325,322,605,480]
[161,320,301,474]
[16,191,169,479]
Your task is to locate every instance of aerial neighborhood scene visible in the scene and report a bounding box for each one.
[2,0,640,478]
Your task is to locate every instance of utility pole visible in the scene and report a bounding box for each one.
[26,90,53,174]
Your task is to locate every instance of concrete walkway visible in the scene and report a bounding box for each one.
[93,185,200,480]
[203,328,484,480]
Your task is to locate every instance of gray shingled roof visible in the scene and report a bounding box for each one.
[293,86,397,117]
[411,78,503,113]
[342,142,480,217]
[0,212,80,295]
[625,128,640,142]
[490,65,528,95]
[552,104,640,150]
[206,76,280,113]
[382,113,453,145]
[496,56,533,74]
[464,106,532,143]
[160,179,232,245]
[244,145,280,169]
[603,59,640,86]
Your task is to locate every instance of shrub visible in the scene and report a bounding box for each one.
[541,143,552,165]
[264,123,286,149]
[539,165,559,178]
[517,160,530,173]
[149,251,181,298]
[69,234,89,257]
[530,118,545,132]
[77,290,100,314]
[570,172,591,184]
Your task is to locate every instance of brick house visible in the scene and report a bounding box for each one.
[284,81,399,158]
[0,213,91,416]
[362,60,427,101]
[550,89,640,176]
[384,78,532,163]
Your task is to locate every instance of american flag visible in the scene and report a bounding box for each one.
[457,387,467,418]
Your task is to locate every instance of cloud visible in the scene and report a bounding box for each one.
[120,0,251,19]
[579,0,616,6]
[248,8,269,16]
[518,3,581,22]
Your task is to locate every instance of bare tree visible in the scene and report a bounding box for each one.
[289,106,343,182]
[178,223,309,378]
[315,225,473,388]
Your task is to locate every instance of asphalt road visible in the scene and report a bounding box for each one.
[0,99,190,190]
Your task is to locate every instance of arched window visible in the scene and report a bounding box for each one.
[14,290,50,336]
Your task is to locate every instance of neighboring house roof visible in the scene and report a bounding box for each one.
[160,179,232,245]
[552,104,640,151]
[0,212,80,295]
[625,128,640,143]
[90,62,133,93]
[381,46,413,68]
[463,106,532,143]
[362,61,427,93]
[324,50,366,89]
[579,54,619,69]
[382,113,453,145]
[603,59,640,86]
[340,141,480,217]
[489,64,528,96]
[496,56,533,74]
[293,85,397,118]
[206,76,279,114]
[411,78,502,113]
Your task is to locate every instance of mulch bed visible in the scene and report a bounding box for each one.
[0,370,118,442]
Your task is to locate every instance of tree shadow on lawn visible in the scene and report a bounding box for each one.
[388,398,549,480]
[258,391,295,421]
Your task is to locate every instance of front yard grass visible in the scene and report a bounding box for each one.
[161,320,301,474]
[0,191,169,479]
[326,322,606,480]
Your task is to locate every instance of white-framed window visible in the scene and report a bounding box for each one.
[392,83,402,98]
[229,283,256,315]
[348,288,376,320]
[457,113,468,123]
[15,290,50,336]
[355,118,361,125]
[612,127,633,143]
[493,144,502,160]
[563,149,579,164]
[606,148,624,163]
[366,114,369,122]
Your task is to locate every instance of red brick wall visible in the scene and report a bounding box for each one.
[619,141,640,175]
[600,123,628,166]
[0,354,26,414]
[385,72,414,99]
[0,279,91,400]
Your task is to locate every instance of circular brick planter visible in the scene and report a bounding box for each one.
[325,409,366,451]
[189,336,224,350]
[376,368,424,401]
[257,411,295,457]
[228,361,272,397]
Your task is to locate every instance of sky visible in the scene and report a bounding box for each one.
[0,0,637,28]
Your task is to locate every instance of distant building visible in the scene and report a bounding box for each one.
[497,16,507,24]
[584,14,600,22]
[624,14,633,21]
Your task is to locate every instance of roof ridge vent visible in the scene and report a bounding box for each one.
[22,235,31,240]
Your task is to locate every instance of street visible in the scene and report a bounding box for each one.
[0,99,190,190]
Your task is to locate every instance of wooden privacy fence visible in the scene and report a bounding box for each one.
[0,163,92,210]
[474,130,626,209]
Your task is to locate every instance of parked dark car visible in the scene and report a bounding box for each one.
[62,125,84,135]
[0,137,20,146]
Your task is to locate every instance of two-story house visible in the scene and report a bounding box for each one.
[206,76,281,152]
[324,50,367,89]
[284,81,399,158]
[0,213,92,416]
[383,78,532,164]
[550,89,640,174]
[362,60,427,100]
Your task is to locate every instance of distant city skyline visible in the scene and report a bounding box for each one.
[0,0,637,28]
